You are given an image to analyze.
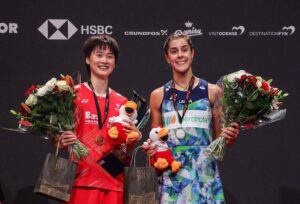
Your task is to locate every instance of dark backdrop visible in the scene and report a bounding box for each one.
[0,0,299,203]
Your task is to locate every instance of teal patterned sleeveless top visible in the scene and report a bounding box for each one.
[159,78,225,204]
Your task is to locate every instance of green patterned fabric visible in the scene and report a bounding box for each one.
[159,79,225,204]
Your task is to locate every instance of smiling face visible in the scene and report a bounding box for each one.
[86,46,116,80]
[83,35,119,79]
[165,37,194,74]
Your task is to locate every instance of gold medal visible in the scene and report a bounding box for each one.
[95,134,105,146]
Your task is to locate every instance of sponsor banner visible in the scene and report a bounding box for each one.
[174,21,203,37]
[124,29,168,36]
[163,110,211,130]
[249,26,295,37]
[38,19,113,40]
[0,22,18,34]
[208,26,245,36]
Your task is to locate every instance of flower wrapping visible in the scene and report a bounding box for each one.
[10,74,89,159]
[203,70,288,161]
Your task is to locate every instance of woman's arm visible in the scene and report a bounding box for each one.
[208,83,240,145]
[208,83,223,138]
[150,87,164,128]
[142,87,164,155]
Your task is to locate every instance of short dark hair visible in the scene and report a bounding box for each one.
[83,35,119,77]
[163,33,194,55]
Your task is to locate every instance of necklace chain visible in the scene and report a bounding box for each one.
[173,77,197,91]
[171,76,195,124]
[173,80,188,91]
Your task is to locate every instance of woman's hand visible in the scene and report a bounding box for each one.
[142,139,157,156]
[59,131,77,148]
[221,122,240,146]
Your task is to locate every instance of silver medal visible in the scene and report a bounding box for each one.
[176,128,185,139]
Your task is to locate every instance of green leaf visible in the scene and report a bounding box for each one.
[277,90,282,96]
[249,92,258,101]
[246,102,256,109]
[267,79,273,84]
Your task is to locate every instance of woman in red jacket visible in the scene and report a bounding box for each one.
[58,35,141,204]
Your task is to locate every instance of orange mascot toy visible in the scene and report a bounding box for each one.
[107,101,140,144]
[145,127,181,172]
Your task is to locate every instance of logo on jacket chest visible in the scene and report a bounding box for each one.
[84,111,98,125]
[83,103,121,125]
[114,103,121,112]
[81,99,89,103]
[163,110,211,129]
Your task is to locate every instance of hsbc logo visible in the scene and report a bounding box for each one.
[38,19,113,40]
[38,19,77,40]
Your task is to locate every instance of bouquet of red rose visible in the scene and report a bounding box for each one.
[203,70,288,161]
[10,75,89,159]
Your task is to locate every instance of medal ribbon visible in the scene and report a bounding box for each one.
[88,81,110,129]
[171,76,195,124]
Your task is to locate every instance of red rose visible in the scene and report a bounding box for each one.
[53,86,59,93]
[25,85,36,97]
[277,102,283,107]
[262,81,270,92]
[271,87,279,96]
[240,74,248,82]
[248,76,257,87]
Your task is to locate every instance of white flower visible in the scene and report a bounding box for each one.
[226,70,247,83]
[256,80,262,88]
[271,99,279,110]
[35,78,57,96]
[256,76,263,81]
[255,76,264,89]
[46,77,57,87]
[35,86,49,96]
[56,80,70,91]
[25,94,38,106]
[45,78,57,92]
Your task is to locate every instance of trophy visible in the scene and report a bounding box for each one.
[130,90,150,130]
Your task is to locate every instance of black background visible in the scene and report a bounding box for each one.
[0,0,299,203]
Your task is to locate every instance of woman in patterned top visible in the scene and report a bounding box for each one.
[146,33,240,204]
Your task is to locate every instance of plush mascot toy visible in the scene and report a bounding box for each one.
[144,127,181,172]
[108,101,140,144]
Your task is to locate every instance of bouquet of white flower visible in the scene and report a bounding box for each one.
[10,74,89,159]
